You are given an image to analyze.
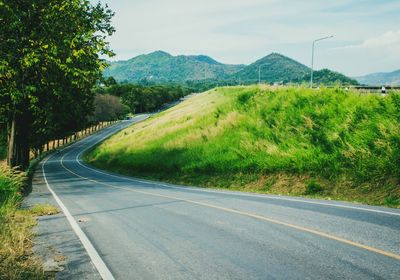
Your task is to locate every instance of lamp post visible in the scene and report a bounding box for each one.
[310,35,333,88]
[258,63,269,84]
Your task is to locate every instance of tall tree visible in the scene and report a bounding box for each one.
[0,0,114,169]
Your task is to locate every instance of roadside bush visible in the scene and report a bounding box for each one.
[304,179,324,195]
[236,91,254,106]
[0,164,46,279]
[384,196,400,207]
[0,164,25,206]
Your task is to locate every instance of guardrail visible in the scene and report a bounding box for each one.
[352,86,400,90]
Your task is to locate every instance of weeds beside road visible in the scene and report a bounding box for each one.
[0,163,58,280]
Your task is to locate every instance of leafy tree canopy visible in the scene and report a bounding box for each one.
[0,0,114,169]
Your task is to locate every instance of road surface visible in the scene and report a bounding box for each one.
[41,115,400,280]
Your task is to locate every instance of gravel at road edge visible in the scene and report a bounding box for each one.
[24,162,101,280]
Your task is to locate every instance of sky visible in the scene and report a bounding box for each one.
[93,0,400,76]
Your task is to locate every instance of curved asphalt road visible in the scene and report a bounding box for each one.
[42,115,400,280]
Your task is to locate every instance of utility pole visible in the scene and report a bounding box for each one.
[310,35,333,88]
[258,65,261,84]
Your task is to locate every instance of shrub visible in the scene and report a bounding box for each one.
[305,179,324,195]
[236,92,254,106]
[385,196,400,207]
[0,164,25,205]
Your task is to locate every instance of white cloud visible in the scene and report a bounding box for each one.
[361,30,400,53]
[93,0,400,75]
[327,30,400,76]
[339,30,400,53]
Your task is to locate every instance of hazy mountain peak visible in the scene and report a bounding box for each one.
[147,50,172,58]
[355,69,400,86]
[189,55,221,65]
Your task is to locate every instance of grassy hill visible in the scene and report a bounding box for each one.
[87,86,400,207]
[355,69,400,86]
[104,51,245,83]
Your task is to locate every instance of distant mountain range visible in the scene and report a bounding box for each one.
[355,69,400,86]
[104,51,244,82]
[104,51,358,86]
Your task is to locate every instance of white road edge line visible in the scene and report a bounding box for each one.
[76,146,400,218]
[42,152,115,280]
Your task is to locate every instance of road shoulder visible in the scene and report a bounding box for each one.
[24,162,101,280]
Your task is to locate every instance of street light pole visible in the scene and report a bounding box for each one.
[310,35,333,88]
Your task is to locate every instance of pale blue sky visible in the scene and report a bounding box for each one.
[94,0,400,76]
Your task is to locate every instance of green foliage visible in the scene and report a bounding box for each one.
[384,196,400,207]
[0,165,25,209]
[0,0,114,168]
[104,52,357,86]
[302,69,359,86]
[93,83,191,114]
[232,53,310,84]
[104,51,244,83]
[89,94,129,122]
[236,92,254,105]
[0,164,48,279]
[87,86,400,206]
[305,180,323,195]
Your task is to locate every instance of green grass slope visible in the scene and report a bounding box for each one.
[87,86,400,207]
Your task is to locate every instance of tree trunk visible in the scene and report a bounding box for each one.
[7,112,31,170]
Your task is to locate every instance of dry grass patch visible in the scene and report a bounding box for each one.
[28,204,59,217]
[0,207,44,280]
[1,163,59,279]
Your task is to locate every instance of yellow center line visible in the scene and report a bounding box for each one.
[59,156,400,262]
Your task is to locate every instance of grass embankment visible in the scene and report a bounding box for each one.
[87,86,400,207]
[0,163,59,279]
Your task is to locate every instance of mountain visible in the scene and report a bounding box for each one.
[104,51,357,86]
[231,53,310,84]
[103,51,245,83]
[304,69,359,86]
[355,69,400,86]
[231,53,358,85]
